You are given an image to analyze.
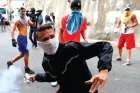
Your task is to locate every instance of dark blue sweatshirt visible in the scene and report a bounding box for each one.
[35,41,113,93]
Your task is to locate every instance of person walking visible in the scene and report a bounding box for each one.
[7,7,35,74]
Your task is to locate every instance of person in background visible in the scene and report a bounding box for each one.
[50,12,55,23]
[28,8,38,48]
[36,10,43,26]
[59,0,88,44]
[43,10,56,87]
[115,6,138,65]
[7,7,35,74]
[45,12,54,24]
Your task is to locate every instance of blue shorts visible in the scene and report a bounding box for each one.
[17,35,29,53]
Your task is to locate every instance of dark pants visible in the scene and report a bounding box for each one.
[56,90,98,93]
[29,28,37,47]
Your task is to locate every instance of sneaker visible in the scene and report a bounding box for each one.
[116,58,122,61]
[50,81,58,87]
[25,67,35,74]
[7,61,13,68]
[32,44,37,48]
[122,62,131,66]
[34,44,37,48]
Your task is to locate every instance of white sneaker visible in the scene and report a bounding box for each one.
[122,62,131,66]
[50,81,58,87]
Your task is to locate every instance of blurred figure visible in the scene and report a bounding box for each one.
[45,13,58,87]
[59,0,88,43]
[67,0,71,3]
[0,13,2,24]
[7,7,35,74]
[36,10,43,26]
[28,8,38,48]
[0,14,6,32]
[50,12,55,23]
[115,6,138,65]
[45,12,54,24]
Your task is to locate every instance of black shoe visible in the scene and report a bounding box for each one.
[32,44,37,48]
[7,61,13,68]
[35,45,37,48]
[116,58,122,61]
[25,67,35,74]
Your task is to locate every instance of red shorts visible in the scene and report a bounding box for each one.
[118,33,135,49]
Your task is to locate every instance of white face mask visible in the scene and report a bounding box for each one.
[19,16,28,26]
[38,37,59,55]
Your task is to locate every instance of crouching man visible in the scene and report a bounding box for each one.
[29,22,113,93]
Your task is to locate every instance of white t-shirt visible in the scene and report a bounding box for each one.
[120,14,135,34]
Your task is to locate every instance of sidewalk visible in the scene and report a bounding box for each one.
[87,39,140,48]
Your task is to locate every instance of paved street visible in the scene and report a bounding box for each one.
[0,30,140,93]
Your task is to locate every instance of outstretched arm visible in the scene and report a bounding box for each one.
[80,42,113,71]
[28,56,57,82]
[81,42,113,93]
[35,73,56,82]
[66,41,113,71]
[28,73,56,82]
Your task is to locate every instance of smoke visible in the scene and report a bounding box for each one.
[0,66,24,93]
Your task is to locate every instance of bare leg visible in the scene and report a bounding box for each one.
[24,52,35,74]
[11,53,24,64]
[116,48,123,62]
[24,53,29,68]
[118,48,123,59]
[127,49,131,64]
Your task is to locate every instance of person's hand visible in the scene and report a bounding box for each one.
[85,70,108,93]
[12,39,17,47]
[25,74,36,82]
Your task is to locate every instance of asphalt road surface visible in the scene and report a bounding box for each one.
[0,30,140,93]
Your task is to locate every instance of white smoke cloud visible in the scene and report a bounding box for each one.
[0,66,24,93]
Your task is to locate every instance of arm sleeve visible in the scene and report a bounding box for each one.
[80,42,113,71]
[35,55,57,82]
[35,73,56,82]
[35,73,49,82]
